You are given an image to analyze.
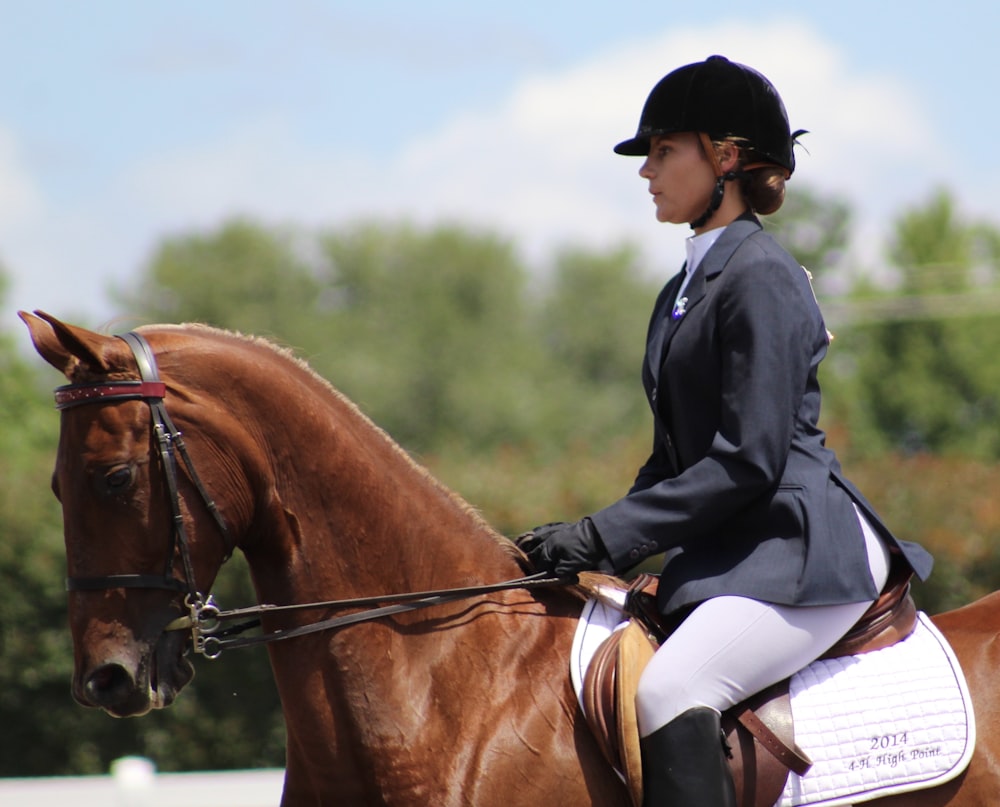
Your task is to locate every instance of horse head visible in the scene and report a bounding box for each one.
[20,311,239,716]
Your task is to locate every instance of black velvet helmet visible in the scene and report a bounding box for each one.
[613,55,799,175]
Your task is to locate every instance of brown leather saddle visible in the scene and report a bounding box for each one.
[582,562,917,807]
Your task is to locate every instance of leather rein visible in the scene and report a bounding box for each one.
[54,331,568,658]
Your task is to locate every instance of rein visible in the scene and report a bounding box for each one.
[166,572,572,659]
[54,331,574,658]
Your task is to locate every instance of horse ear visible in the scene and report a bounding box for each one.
[18,310,118,378]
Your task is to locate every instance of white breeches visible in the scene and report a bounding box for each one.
[636,507,893,737]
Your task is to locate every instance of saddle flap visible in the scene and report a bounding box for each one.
[582,620,654,807]
[582,618,802,807]
[615,621,655,806]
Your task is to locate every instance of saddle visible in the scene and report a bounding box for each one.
[582,562,917,807]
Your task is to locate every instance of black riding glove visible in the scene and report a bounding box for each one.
[517,517,612,578]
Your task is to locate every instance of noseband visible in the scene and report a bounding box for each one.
[54,331,230,598]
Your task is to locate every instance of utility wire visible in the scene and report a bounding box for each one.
[818,290,1000,328]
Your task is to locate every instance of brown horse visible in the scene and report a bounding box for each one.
[19,310,999,806]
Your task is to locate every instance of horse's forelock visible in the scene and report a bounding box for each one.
[64,344,145,386]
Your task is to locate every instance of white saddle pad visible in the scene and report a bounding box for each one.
[571,596,975,807]
[779,611,974,806]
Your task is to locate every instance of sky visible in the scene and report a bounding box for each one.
[2,0,998,348]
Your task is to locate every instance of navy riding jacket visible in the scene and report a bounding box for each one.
[590,214,933,616]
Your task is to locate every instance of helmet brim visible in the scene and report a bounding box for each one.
[612,135,650,156]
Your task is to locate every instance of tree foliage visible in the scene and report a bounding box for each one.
[312,223,551,452]
[767,185,852,282]
[830,189,1000,458]
[116,218,660,457]
[112,219,322,348]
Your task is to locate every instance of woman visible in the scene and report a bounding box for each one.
[520,55,933,807]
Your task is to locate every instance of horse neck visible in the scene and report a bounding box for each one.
[191,338,521,603]
[170,334,593,800]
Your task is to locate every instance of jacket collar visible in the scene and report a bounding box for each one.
[694,212,761,282]
[678,211,761,306]
[647,212,762,374]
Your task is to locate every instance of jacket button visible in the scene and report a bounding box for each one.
[629,549,640,560]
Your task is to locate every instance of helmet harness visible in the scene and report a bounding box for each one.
[689,133,792,230]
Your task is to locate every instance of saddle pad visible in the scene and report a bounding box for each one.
[778,611,975,806]
[570,587,629,712]
[571,601,975,807]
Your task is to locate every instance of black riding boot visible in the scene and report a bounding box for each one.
[640,706,737,807]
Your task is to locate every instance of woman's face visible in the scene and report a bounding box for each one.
[639,133,716,225]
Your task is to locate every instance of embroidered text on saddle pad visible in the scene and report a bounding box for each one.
[778,612,974,806]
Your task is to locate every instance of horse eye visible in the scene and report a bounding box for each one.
[97,464,137,497]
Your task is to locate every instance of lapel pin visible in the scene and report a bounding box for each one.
[672,296,688,320]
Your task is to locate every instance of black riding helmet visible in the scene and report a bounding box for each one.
[613,55,800,176]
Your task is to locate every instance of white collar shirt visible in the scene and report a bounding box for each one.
[676,226,726,304]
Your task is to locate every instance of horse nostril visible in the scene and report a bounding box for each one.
[84,663,134,706]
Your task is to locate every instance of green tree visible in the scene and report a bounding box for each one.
[113,218,322,348]
[313,222,548,452]
[889,190,974,294]
[767,185,852,283]
[0,291,75,775]
[315,225,661,455]
[831,189,1000,458]
[536,244,658,448]
[117,217,659,457]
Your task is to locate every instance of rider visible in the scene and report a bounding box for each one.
[520,55,934,807]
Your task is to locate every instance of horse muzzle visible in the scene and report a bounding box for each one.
[73,630,194,717]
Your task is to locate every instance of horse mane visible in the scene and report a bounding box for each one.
[145,322,530,569]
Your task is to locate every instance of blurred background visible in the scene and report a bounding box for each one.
[3,0,999,781]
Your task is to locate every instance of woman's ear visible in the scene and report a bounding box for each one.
[717,141,741,173]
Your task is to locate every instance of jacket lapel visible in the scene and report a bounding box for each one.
[656,215,762,361]
[645,269,685,376]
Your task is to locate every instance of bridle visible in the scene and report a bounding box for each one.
[55,331,230,598]
[53,331,571,658]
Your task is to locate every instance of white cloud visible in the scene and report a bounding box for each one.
[121,118,365,229]
[6,19,947,322]
[118,19,945,253]
[381,21,944,271]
